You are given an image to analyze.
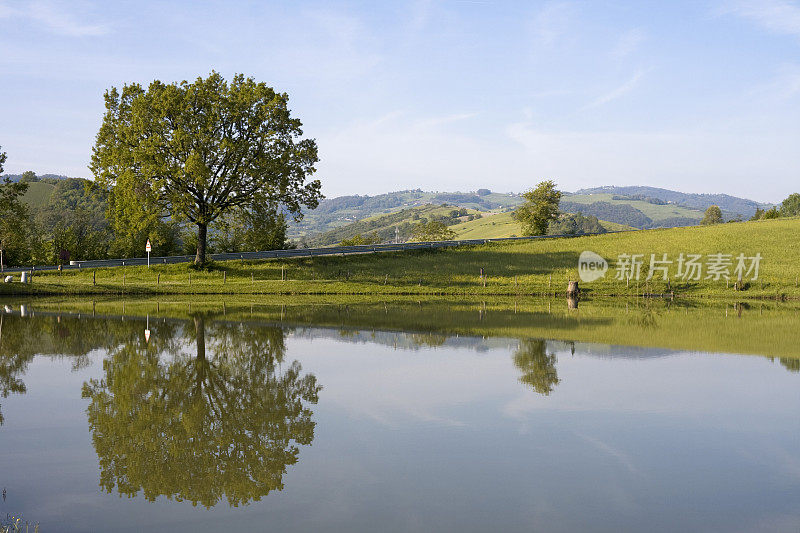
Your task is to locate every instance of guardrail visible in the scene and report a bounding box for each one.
[0,231,613,273]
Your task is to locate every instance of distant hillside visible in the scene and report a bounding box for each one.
[560,193,709,228]
[305,204,483,246]
[4,173,74,182]
[575,186,768,219]
[290,189,521,237]
[305,203,635,246]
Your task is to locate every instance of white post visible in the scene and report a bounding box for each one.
[148,250,150,268]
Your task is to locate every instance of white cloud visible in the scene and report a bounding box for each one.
[725,0,800,36]
[529,1,575,51]
[1,1,109,36]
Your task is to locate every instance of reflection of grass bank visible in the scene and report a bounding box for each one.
[16,296,800,360]
[2,217,799,300]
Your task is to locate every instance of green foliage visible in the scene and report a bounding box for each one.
[410,220,456,241]
[701,205,723,225]
[761,207,780,219]
[514,180,562,236]
[0,149,36,267]
[20,170,39,183]
[779,193,800,217]
[340,233,381,246]
[547,213,607,236]
[91,71,322,264]
[212,204,288,253]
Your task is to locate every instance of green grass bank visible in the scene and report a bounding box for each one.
[2,217,799,299]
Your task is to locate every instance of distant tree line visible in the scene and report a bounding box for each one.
[612,194,668,205]
[749,193,800,221]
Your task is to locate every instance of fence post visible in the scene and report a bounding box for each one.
[223,271,226,284]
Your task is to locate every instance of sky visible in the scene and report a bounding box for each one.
[0,0,798,202]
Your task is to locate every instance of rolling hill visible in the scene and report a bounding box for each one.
[305,204,635,246]
[575,186,768,218]
[289,187,766,239]
[290,189,521,237]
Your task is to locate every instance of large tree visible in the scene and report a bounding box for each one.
[701,205,723,225]
[90,72,322,264]
[514,180,562,236]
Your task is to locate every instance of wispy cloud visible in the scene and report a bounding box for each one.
[582,68,651,109]
[724,0,800,36]
[1,1,109,37]
[529,1,575,51]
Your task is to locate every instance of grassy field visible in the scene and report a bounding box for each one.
[2,217,799,299]
[20,181,55,208]
[449,211,634,239]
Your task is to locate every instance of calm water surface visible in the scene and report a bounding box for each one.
[0,301,798,532]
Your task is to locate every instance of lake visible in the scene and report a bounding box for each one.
[0,298,798,532]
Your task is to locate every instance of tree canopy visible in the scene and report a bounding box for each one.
[410,220,455,241]
[0,146,35,267]
[514,180,562,236]
[91,72,322,264]
[780,193,800,217]
[701,205,723,225]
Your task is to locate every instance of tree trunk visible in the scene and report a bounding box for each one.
[196,222,208,265]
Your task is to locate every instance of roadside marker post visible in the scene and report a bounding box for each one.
[146,239,152,268]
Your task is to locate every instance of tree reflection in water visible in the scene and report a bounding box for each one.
[513,339,560,395]
[81,315,321,508]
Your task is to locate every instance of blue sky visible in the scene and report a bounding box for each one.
[0,0,798,201]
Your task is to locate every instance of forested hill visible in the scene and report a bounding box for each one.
[289,189,522,237]
[289,187,769,237]
[575,186,767,219]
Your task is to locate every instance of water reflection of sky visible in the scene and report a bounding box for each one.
[1,323,798,532]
